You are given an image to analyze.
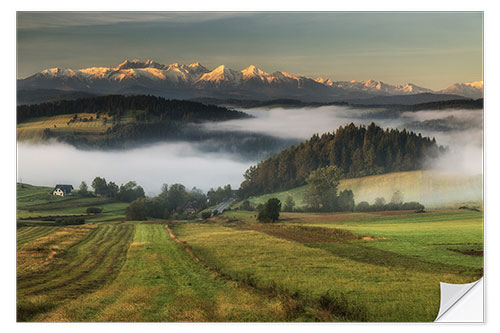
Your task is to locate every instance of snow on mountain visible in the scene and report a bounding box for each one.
[439,81,483,99]
[19,59,483,101]
[315,77,333,86]
[326,80,432,95]
[398,83,433,94]
[78,67,114,79]
[39,68,77,78]
[187,62,210,76]
[241,65,273,83]
[197,65,243,86]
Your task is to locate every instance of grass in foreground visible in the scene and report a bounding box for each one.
[174,209,483,322]
[17,223,134,321]
[32,223,287,322]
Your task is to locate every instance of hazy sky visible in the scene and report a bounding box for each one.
[17,12,483,90]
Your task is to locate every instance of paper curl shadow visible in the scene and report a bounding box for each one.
[435,278,483,322]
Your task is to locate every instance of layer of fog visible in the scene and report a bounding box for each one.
[17,141,253,196]
[205,105,483,175]
[17,105,483,195]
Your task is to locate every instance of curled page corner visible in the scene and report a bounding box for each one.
[435,278,484,322]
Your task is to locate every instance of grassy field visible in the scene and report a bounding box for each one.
[16,184,483,322]
[246,170,483,209]
[17,183,127,222]
[17,223,133,321]
[173,209,483,322]
[16,111,136,141]
[17,222,292,322]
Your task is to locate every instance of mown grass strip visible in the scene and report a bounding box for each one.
[17,226,58,245]
[17,224,135,321]
[33,223,288,322]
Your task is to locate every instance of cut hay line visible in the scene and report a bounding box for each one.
[18,225,134,297]
[17,227,58,245]
[17,224,135,321]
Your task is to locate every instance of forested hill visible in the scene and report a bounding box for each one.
[17,94,250,123]
[238,123,444,198]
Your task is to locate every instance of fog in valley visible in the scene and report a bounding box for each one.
[17,105,483,196]
[205,106,483,175]
[17,141,252,196]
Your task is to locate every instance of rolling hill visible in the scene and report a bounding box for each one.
[246,170,482,209]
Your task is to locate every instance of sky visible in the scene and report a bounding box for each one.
[16,12,483,90]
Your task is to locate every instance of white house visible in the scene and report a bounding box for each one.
[52,184,74,197]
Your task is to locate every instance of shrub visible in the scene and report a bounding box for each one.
[355,201,371,212]
[55,217,85,225]
[86,207,103,214]
[257,198,281,223]
[283,196,296,212]
[336,189,355,212]
[126,198,148,220]
[402,202,425,210]
[201,211,212,219]
[240,200,253,211]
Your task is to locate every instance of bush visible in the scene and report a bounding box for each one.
[355,199,424,212]
[126,198,148,220]
[402,201,425,210]
[55,217,85,225]
[355,201,371,212]
[257,198,281,223]
[240,200,253,211]
[283,196,295,212]
[336,189,355,212]
[201,211,212,219]
[86,207,103,215]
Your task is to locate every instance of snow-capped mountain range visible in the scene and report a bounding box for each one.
[17,59,484,101]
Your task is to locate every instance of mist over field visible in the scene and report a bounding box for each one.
[206,106,484,175]
[17,105,483,195]
[17,141,252,196]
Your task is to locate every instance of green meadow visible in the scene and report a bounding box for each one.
[246,170,483,209]
[174,209,483,321]
[16,111,137,142]
[17,183,127,222]
[16,184,483,322]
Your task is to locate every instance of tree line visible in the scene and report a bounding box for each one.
[125,183,233,220]
[239,167,424,224]
[17,94,249,123]
[78,177,146,203]
[238,123,443,198]
[78,176,235,220]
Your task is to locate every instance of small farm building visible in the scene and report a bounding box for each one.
[53,184,74,197]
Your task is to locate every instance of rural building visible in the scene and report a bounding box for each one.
[52,184,74,197]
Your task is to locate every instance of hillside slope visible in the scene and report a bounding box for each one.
[248,170,482,209]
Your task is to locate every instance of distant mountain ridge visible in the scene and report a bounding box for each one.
[17,59,483,102]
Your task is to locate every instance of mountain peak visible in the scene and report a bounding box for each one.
[198,65,242,85]
[213,64,228,72]
[20,59,483,100]
[115,59,144,70]
[241,65,271,81]
[315,77,333,86]
[439,80,483,99]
